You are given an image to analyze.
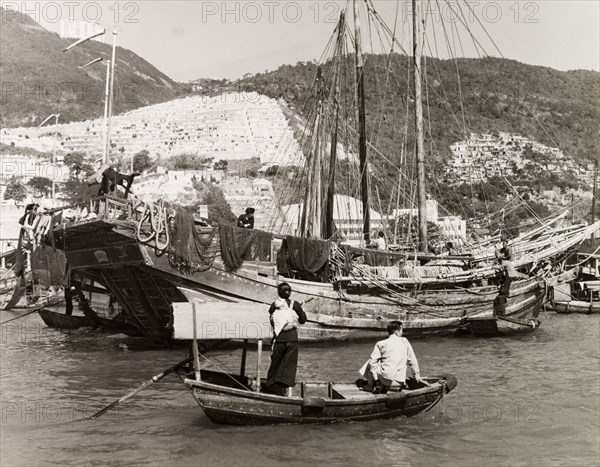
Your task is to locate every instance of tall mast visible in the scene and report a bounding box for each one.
[592,159,598,239]
[104,31,117,164]
[102,60,111,164]
[354,0,370,244]
[325,12,346,239]
[413,0,427,252]
[300,70,325,238]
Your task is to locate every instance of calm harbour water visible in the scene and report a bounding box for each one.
[1,310,598,467]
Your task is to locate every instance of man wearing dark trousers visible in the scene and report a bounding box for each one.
[264,283,307,396]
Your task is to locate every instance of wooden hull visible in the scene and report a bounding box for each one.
[48,217,566,340]
[38,309,93,329]
[38,308,142,335]
[553,300,600,314]
[185,374,457,425]
[464,285,545,336]
[467,316,542,336]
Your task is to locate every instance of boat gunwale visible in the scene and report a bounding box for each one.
[184,377,445,407]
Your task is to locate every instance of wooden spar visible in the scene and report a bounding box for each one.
[102,60,111,164]
[353,0,370,243]
[325,12,345,239]
[192,301,201,381]
[325,102,339,239]
[104,31,117,164]
[301,70,324,238]
[256,339,262,393]
[240,339,248,378]
[413,0,427,252]
[592,159,598,239]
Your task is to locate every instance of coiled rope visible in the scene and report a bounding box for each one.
[136,199,171,252]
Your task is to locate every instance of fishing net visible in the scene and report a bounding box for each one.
[14,231,26,278]
[286,236,330,274]
[219,224,273,271]
[276,239,293,275]
[169,208,219,274]
[30,244,68,287]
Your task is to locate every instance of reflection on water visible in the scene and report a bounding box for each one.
[1,311,599,466]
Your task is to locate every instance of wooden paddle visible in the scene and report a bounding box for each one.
[87,355,193,420]
[86,340,230,420]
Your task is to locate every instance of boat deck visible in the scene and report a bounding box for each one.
[330,384,377,400]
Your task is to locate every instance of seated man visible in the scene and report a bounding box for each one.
[237,207,255,229]
[373,231,386,250]
[359,321,428,393]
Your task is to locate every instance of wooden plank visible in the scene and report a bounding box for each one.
[172,301,272,340]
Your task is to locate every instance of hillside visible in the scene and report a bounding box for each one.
[0,8,184,128]
[190,56,599,225]
[220,55,599,167]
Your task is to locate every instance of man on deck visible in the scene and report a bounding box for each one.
[88,161,139,197]
[237,207,255,229]
[496,237,527,279]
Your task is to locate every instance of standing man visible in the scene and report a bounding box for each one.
[265,282,307,396]
[87,160,139,198]
[359,321,428,393]
[237,207,255,229]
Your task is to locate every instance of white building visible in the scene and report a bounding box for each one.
[282,194,386,244]
[59,21,105,43]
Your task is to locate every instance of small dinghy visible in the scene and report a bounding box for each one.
[173,300,457,426]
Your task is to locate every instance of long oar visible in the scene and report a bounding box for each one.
[87,355,193,420]
[0,300,65,325]
[87,341,230,420]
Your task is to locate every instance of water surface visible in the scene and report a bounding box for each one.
[1,311,598,466]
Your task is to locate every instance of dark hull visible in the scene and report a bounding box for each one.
[465,286,545,336]
[186,374,457,425]
[47,212,575,340]
[553,300,600,314]
[38,308,141,335]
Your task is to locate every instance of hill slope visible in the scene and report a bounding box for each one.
[0,8,183,127]
[227,55,599,166]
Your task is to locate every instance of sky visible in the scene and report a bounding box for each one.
[4,0,599,81]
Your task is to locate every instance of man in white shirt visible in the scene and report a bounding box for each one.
[373,231,386,250]
[359,321,428,393]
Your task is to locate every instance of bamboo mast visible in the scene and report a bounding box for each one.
[413,0,427,252]
[353,0,370,244]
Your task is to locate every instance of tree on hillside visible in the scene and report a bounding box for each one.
[61,178,98,205]
[214,160,228,171]
[27,176,52,197]
[133,150,153,173]
[4,177,27,202]
[63,152,94,178]
[165,154,213,171]
[192,180,236,224]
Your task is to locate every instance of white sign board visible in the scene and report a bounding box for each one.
[172,301,273,340]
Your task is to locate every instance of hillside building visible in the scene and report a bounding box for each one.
[59,21,105,43]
